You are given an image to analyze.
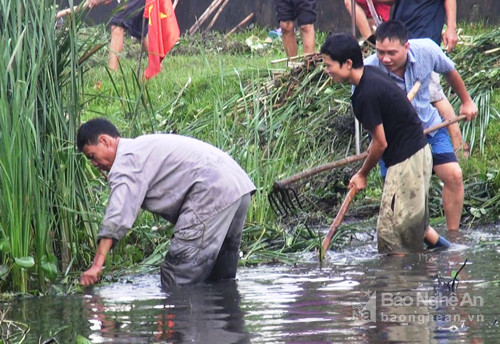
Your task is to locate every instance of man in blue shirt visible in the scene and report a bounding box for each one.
[364,20,477,233]
[378,0,465,155]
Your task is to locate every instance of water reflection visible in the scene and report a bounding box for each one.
[84,279,250,343]
[3,226,499,343]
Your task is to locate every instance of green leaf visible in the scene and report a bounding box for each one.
[493,170,500,191]
[451,270,458,279]
[324,87,334,95]
[0,237,11,254]
[76,334,92,344]
[14,257,35,268]
[470,207,482,218]
[41,255,58,281]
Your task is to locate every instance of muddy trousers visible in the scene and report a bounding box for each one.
[160,193,251,288]
[377,145,432,253]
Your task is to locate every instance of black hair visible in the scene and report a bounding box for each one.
[320,33,363,68]
[76,117,120,152]
[375,20,408,45]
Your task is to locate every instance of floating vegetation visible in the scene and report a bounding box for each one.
[0,307,29,343]
[437,259,469,292]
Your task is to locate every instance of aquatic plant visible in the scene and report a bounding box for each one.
[0,0,100,292]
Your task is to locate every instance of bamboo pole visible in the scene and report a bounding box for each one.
[271,52,318,64]
[225,13,255,37]
[351,0,361,155]
[205,0,231,31]
[188,0,224,35]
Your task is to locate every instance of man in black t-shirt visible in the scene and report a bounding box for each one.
[320,33,447,253]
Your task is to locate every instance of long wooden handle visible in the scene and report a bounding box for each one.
[321,187,358,256]
[407,80,421,101]
[275,81,422,189]
[320,114,468,256]
[423,114,466,135]
[273,152,368,189]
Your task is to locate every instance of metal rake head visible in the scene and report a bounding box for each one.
[268,185,304,217]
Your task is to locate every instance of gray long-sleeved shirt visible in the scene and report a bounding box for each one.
[98,134,256,242]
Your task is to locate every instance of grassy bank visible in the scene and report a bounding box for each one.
[78,22,500,274]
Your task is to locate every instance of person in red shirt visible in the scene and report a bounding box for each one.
[344,0,391,44]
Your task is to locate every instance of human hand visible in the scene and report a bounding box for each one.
[459,100,478,121]
[348,173,366,191]
[80,265,102,286]
[442,27,458,54]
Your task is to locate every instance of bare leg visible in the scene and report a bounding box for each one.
[300,23,315,55]
[424,226,439,244]
[344,0,373,39]
[109,25,125,71]
[433,162,464,230]
[280,20,297,57]
[433,98,464,153]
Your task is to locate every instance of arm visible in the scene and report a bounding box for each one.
[80,158,148,286]
[80,237,114,286]
[84,0,112,9]
[442,0,458,53]
[444,69,478,121]
[349,124,387,191]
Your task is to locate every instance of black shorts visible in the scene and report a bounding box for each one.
[109,0,148,39]
[276,0,318,26]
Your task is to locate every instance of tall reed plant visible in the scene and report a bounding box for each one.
[0,0,100,292]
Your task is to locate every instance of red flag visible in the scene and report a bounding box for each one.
[143,0,180,79]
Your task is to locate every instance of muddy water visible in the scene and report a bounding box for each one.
[3,226,500,343]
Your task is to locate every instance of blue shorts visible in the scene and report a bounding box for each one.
[379,127,457,177]
[109,0,148,39]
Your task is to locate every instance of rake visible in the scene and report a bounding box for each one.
[268,152,368,216]
[320,113,467,257]
[268,81,422,217]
